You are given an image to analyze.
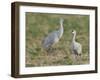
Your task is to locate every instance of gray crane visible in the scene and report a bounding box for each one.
[42,18,64,52]
[71,30,82,63]
[71,30,82,55]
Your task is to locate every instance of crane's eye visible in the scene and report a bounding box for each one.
[72,30,74,32]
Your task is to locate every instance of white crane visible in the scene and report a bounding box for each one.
[71,30,82,62]
[42,18,64,52]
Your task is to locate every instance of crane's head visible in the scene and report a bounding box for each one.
[60,18,64,23]
[72,30,76,35]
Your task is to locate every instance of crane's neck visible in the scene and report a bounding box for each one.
[72,33,76,42]
[57,20,64,38]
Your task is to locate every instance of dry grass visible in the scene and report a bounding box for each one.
[25,13,89,67]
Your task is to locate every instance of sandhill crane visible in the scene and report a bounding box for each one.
[42,18,64,52]
[71,30,82,63]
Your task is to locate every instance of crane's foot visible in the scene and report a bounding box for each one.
[46,48,52,53]
[46,48,57,54]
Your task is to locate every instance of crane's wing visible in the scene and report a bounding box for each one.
[74,42,82,55]
[42,31,59,49]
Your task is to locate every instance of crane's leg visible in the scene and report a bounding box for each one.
[71,54,76,64]
[77,54,82,64]
[46,47,53,53]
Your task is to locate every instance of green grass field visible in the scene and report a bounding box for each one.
[25,12,89,67]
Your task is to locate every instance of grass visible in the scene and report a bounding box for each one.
[25,12,89,67]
